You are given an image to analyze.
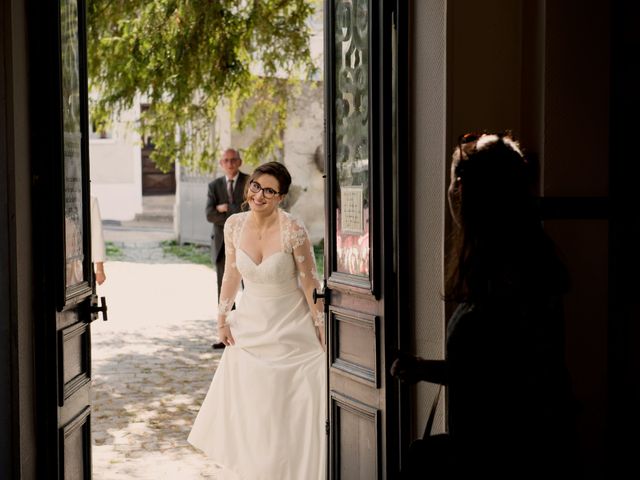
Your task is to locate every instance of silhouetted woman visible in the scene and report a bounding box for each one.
[392,133,577,477]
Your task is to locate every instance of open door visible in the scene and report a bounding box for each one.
[29,0,106,477]
[323,1,398,477]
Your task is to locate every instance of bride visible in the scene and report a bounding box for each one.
[188,162,327,480]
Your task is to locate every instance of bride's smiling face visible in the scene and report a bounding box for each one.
[247,174,283,214]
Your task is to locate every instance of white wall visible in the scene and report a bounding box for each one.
[176,104,232,245]
[89,103,143,221]
[284,83,325,244]
[176,163,211,245]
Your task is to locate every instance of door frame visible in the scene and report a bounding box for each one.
[608,0,640,473]
[1,0,39,477]
[392,0,413,472]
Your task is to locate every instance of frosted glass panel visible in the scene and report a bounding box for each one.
[61,0,85,288]
[334,0,370,277]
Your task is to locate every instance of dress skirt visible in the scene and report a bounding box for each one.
[188,278,326,480]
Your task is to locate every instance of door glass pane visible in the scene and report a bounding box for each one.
[334,0,370,277]
[61,0,85,288]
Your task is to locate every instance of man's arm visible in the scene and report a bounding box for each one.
[228,202,244,215]
[205,180,228,226]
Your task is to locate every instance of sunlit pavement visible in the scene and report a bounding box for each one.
[91,258,225,479]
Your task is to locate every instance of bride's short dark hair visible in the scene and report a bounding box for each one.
[247,161,292,195]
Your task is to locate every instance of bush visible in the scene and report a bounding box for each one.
[160,240,211,265]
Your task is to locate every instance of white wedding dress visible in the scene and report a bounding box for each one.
[188,210,327,480]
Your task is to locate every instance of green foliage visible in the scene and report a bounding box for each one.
[161,240,212,265]
[105,241,124,260]
[87,0,317,172]
[313,241,324,278]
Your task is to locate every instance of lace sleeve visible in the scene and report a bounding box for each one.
[218,214,242,319]
[286,215,324,328]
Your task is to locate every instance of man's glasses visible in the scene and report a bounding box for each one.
[221,157,241,164]
[249,181,280,199]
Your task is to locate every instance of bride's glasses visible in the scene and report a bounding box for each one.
[249,181,280,199]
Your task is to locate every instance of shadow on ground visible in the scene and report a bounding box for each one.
[92,318,219,448]
[90,259,222,479]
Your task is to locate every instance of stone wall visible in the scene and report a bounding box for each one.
[229,81,325,244]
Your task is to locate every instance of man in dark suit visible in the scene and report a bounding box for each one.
[206,148,248,349]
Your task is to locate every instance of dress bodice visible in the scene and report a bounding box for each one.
[236,249,296,285]
[229,210,304,285]
[217,210,324,321]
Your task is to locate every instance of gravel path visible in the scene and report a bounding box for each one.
[91,245,225,479]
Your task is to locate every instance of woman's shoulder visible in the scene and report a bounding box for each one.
[280,210,309,251]
[229,211,250,222]
[225,211,249,230]
[280,209,307,230]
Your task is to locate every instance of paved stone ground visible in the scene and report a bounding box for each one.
[91,240,226,479]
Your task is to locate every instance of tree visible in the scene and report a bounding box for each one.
[87,0,317,172]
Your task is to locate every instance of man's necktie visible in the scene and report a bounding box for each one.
[227,179,234,204]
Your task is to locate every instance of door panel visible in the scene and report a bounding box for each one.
[331,393,380,479]
[30,0,97,477]
[330,307,379,388]
[58,0,95,477]
[60,407,92,479]
[325,0,396,477]
[59,320,91,405]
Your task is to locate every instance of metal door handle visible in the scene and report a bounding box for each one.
[313,288,325,303]
[90,296,108,321]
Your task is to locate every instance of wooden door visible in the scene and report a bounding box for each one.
[29,0,104,477]
[324,1,398,477]
[140,104,176,196]
[141,143,176,195]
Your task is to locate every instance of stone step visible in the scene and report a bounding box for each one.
[134,194,175,223]
[142,194,175,210]
[116,217,174,230]
[133,211,174,223]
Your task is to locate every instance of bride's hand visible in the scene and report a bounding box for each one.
[218,324,235,346]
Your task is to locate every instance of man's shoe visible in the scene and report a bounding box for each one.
[212,341,226,350]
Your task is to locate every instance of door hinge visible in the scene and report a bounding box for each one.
[325,419,330,435]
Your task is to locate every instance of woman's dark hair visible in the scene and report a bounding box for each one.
[245,161,292,198]
[445,133,568,302]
